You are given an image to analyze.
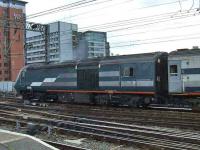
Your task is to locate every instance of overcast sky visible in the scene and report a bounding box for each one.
[25,0,200,55]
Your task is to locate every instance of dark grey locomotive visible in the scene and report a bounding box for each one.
[14,52,168,107]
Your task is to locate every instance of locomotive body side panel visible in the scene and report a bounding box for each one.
[99,64,120,90]
[98,53,164,93]
[119,62,155,92]
[14,64,78,95]
[30,66,77,91]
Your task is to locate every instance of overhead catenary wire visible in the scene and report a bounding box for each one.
[108,22,200,39]
[77,9,199,30]
[3,7,200,35]
[79,8,199,31]
[27,0,88,17]
[51,32,200,48]
[47,34,200,50]
[5,0,197,33]
[110,32,200,45]
[23,0,200,43]
[43,18,200,43]
[27,0,98,19]
[79,12,177,30]
[110,36,200,48]
[23,10,198,46]
[27,9,199,34]
[106,10,200,33]
[57,0,187,21]
[30,17,200,46]
[56,0,134,20]
[21,1,198,34]
[27,0,120,19]
[26,0,190,25]
[79,10,200,34]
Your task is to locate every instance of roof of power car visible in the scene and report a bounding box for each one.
[27,51,166,69]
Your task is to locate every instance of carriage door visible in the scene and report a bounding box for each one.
[168,60,182,93]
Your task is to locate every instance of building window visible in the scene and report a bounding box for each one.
[170,65,178,76]
[89,47,94,51]
[88,53,94,57]
[89,42,94,46]
[123,67,134,77]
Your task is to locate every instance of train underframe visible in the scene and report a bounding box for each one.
[21,90,155,107]
[21,90,200,109]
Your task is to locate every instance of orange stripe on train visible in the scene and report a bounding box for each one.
[171,92,200,96]
[47,90,155,95]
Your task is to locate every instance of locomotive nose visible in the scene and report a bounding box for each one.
[14,66,27,93]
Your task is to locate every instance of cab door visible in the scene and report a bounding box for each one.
[77,68,99,90]
[168,60,182,93]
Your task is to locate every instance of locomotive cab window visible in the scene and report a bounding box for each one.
[170,65,178,76]
[21,71,25,79]
[123,67,134,77]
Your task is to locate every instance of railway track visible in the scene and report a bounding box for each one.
[0,98,196,115]
[0,100,200,130]
[0,103,200,149]
[1,116,200,150]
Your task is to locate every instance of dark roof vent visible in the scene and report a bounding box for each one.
[177,48,189,51]
[192,46,199,50]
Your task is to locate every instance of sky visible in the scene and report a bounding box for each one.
[25,0,200,55]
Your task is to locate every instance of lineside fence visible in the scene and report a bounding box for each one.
[0,81,16,98]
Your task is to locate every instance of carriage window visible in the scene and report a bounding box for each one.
[130,67,134,76]
[170,65,178,76]
[123,67,134,77]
